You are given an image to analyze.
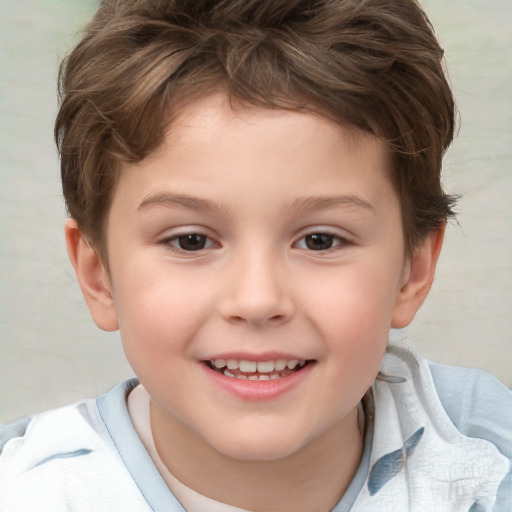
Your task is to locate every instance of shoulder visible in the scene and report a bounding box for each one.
[428,361,512,458]
[0,379,138,462]
[0,380,151,511]
[0,416,32,454]
[0,398,106,473]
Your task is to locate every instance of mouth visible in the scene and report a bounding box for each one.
[204,358,314,381]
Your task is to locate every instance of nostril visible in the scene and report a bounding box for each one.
[227,313,286,326]
[219,287,295,326]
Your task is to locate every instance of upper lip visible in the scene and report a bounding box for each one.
[202,352,312,362]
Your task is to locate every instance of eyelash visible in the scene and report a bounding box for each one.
[158,230,352,254]
[160,233,217,253]
[294,232,352,252]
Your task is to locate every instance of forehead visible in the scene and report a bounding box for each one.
[139,93,391,182]
[111,92,396,218]
[167,93,374,152]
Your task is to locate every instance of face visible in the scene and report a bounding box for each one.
[104,93,409,462]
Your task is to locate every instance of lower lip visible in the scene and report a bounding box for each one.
[200,362,315,402]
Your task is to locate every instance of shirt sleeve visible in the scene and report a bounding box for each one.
[429,361,512,458]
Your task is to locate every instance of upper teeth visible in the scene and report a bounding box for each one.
[212,359,305,373]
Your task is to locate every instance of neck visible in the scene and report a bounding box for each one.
[151,403,364,512]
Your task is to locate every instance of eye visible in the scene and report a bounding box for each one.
[295,232,347,251]
[166,233,216,252]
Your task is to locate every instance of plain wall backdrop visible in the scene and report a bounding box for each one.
[1,0,511,423]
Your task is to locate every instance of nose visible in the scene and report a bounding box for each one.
[218,249,295,327]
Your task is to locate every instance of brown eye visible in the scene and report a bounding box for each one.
[176,234,208,251]
[304,233,335,250]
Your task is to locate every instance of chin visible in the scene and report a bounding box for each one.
[207,429,311,463]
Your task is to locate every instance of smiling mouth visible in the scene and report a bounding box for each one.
[205,358,314,381]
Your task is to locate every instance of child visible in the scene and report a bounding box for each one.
[1,0,510,510]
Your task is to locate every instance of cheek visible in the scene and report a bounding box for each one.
[302,262,400,382]
[111,263,214,363]
[306,263,400,335]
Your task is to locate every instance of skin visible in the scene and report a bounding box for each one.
[66,93,444,512]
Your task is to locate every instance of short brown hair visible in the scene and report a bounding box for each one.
[56,0,457,259]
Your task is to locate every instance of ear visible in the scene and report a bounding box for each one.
[391,225,445,328]
[65,218,119,331]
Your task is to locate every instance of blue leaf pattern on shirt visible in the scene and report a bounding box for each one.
[368,426,425,496]
[30,449,93,470]
[468,502,486,512]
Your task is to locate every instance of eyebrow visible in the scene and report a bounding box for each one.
[138,192,374,216]
[138,193,224,213]
[290,195,375,214]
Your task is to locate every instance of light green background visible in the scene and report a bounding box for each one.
[1,0,511,423]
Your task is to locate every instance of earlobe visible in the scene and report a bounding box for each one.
[65,218,119,332]
[391,225,445,328]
